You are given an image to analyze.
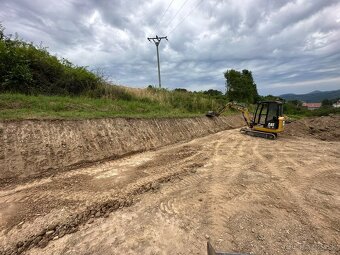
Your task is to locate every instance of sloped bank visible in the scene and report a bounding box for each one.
[0,115,244,184]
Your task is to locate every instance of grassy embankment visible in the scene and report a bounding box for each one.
[0,89,231,120]
[0,24,230,120]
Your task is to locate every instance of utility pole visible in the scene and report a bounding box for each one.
[147,35,168,88]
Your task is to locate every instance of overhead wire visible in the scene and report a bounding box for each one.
[153,0,176,34]
[166,0,204,35]
[163,0,192,33]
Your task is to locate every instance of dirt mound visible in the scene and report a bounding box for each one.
[283,115,340,141]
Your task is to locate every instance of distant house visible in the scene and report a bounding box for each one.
[332,100,340,108]
[302,102,321,110]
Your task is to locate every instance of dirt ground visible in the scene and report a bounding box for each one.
[283,115,340,141]
[0,116,244,184]
[0,117,339,255]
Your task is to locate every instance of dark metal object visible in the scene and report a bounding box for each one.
[147,35,168,88]
[206,111,220,117]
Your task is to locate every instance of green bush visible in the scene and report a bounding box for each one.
[0,25,101,96]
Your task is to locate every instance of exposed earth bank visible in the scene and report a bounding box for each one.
[0,115,244,185]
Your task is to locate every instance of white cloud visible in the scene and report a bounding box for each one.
[267,77,340,88]
[0,0,339,95]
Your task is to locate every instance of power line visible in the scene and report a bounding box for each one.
[166,0,204,35]
[163,0,191,32]
[154,0,176,33]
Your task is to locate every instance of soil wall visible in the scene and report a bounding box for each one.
[0,116,244,183]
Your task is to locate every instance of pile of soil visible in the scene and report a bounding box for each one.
[283,115,340,141]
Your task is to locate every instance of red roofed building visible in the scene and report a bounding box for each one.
[302,102,322,110]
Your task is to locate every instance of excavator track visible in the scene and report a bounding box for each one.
[240,127,277,140]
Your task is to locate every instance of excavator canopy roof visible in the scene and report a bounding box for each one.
[258,101,283,104]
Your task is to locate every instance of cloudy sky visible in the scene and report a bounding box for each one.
[1,0,340,95]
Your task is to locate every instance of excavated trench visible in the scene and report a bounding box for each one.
[0,116,339,255]
[0,116,244,186]
[0,115,245,254]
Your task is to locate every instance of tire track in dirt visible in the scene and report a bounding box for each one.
[250,138,310,208]
[0,145,205,231]
[126,140,221,254]
[203,131,248,248]
[159,198,178,216]
[250,138,340,253]
[0,135,216,255]
[1,171,193,254]
[121,136,234,253]
[221,138,283,252]
[149,142,216,222]
[198,133,340,254]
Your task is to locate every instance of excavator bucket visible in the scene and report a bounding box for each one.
[207,241,249,255]
[206,111,220,117]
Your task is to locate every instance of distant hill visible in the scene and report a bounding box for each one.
[280,89,340,102]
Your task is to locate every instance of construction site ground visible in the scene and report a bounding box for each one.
[0,116,339,255]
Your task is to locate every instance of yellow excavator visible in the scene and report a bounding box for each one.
[206,101,285,139]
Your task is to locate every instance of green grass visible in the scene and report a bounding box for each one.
[0,93,215,120]
[2,93,337,121]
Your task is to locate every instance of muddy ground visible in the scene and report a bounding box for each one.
[0,116,339,255]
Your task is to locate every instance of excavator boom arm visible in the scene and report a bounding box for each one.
[221,102,251,127]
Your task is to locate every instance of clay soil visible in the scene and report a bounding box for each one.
[0,116,339,255]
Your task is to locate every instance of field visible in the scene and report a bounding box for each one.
[0,92,228,120]
[0,115,339,255]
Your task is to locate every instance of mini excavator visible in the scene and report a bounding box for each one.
[206,101,285,139]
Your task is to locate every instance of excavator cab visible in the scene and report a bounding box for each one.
[251,101,284,136]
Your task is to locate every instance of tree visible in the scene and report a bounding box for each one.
[224,69,259,103]
[203,89,223,97]
[0,23,4,40]
[174,88,188,93]
[290,100,303,107]
[261,94,284,102]
[321,99,332,107]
